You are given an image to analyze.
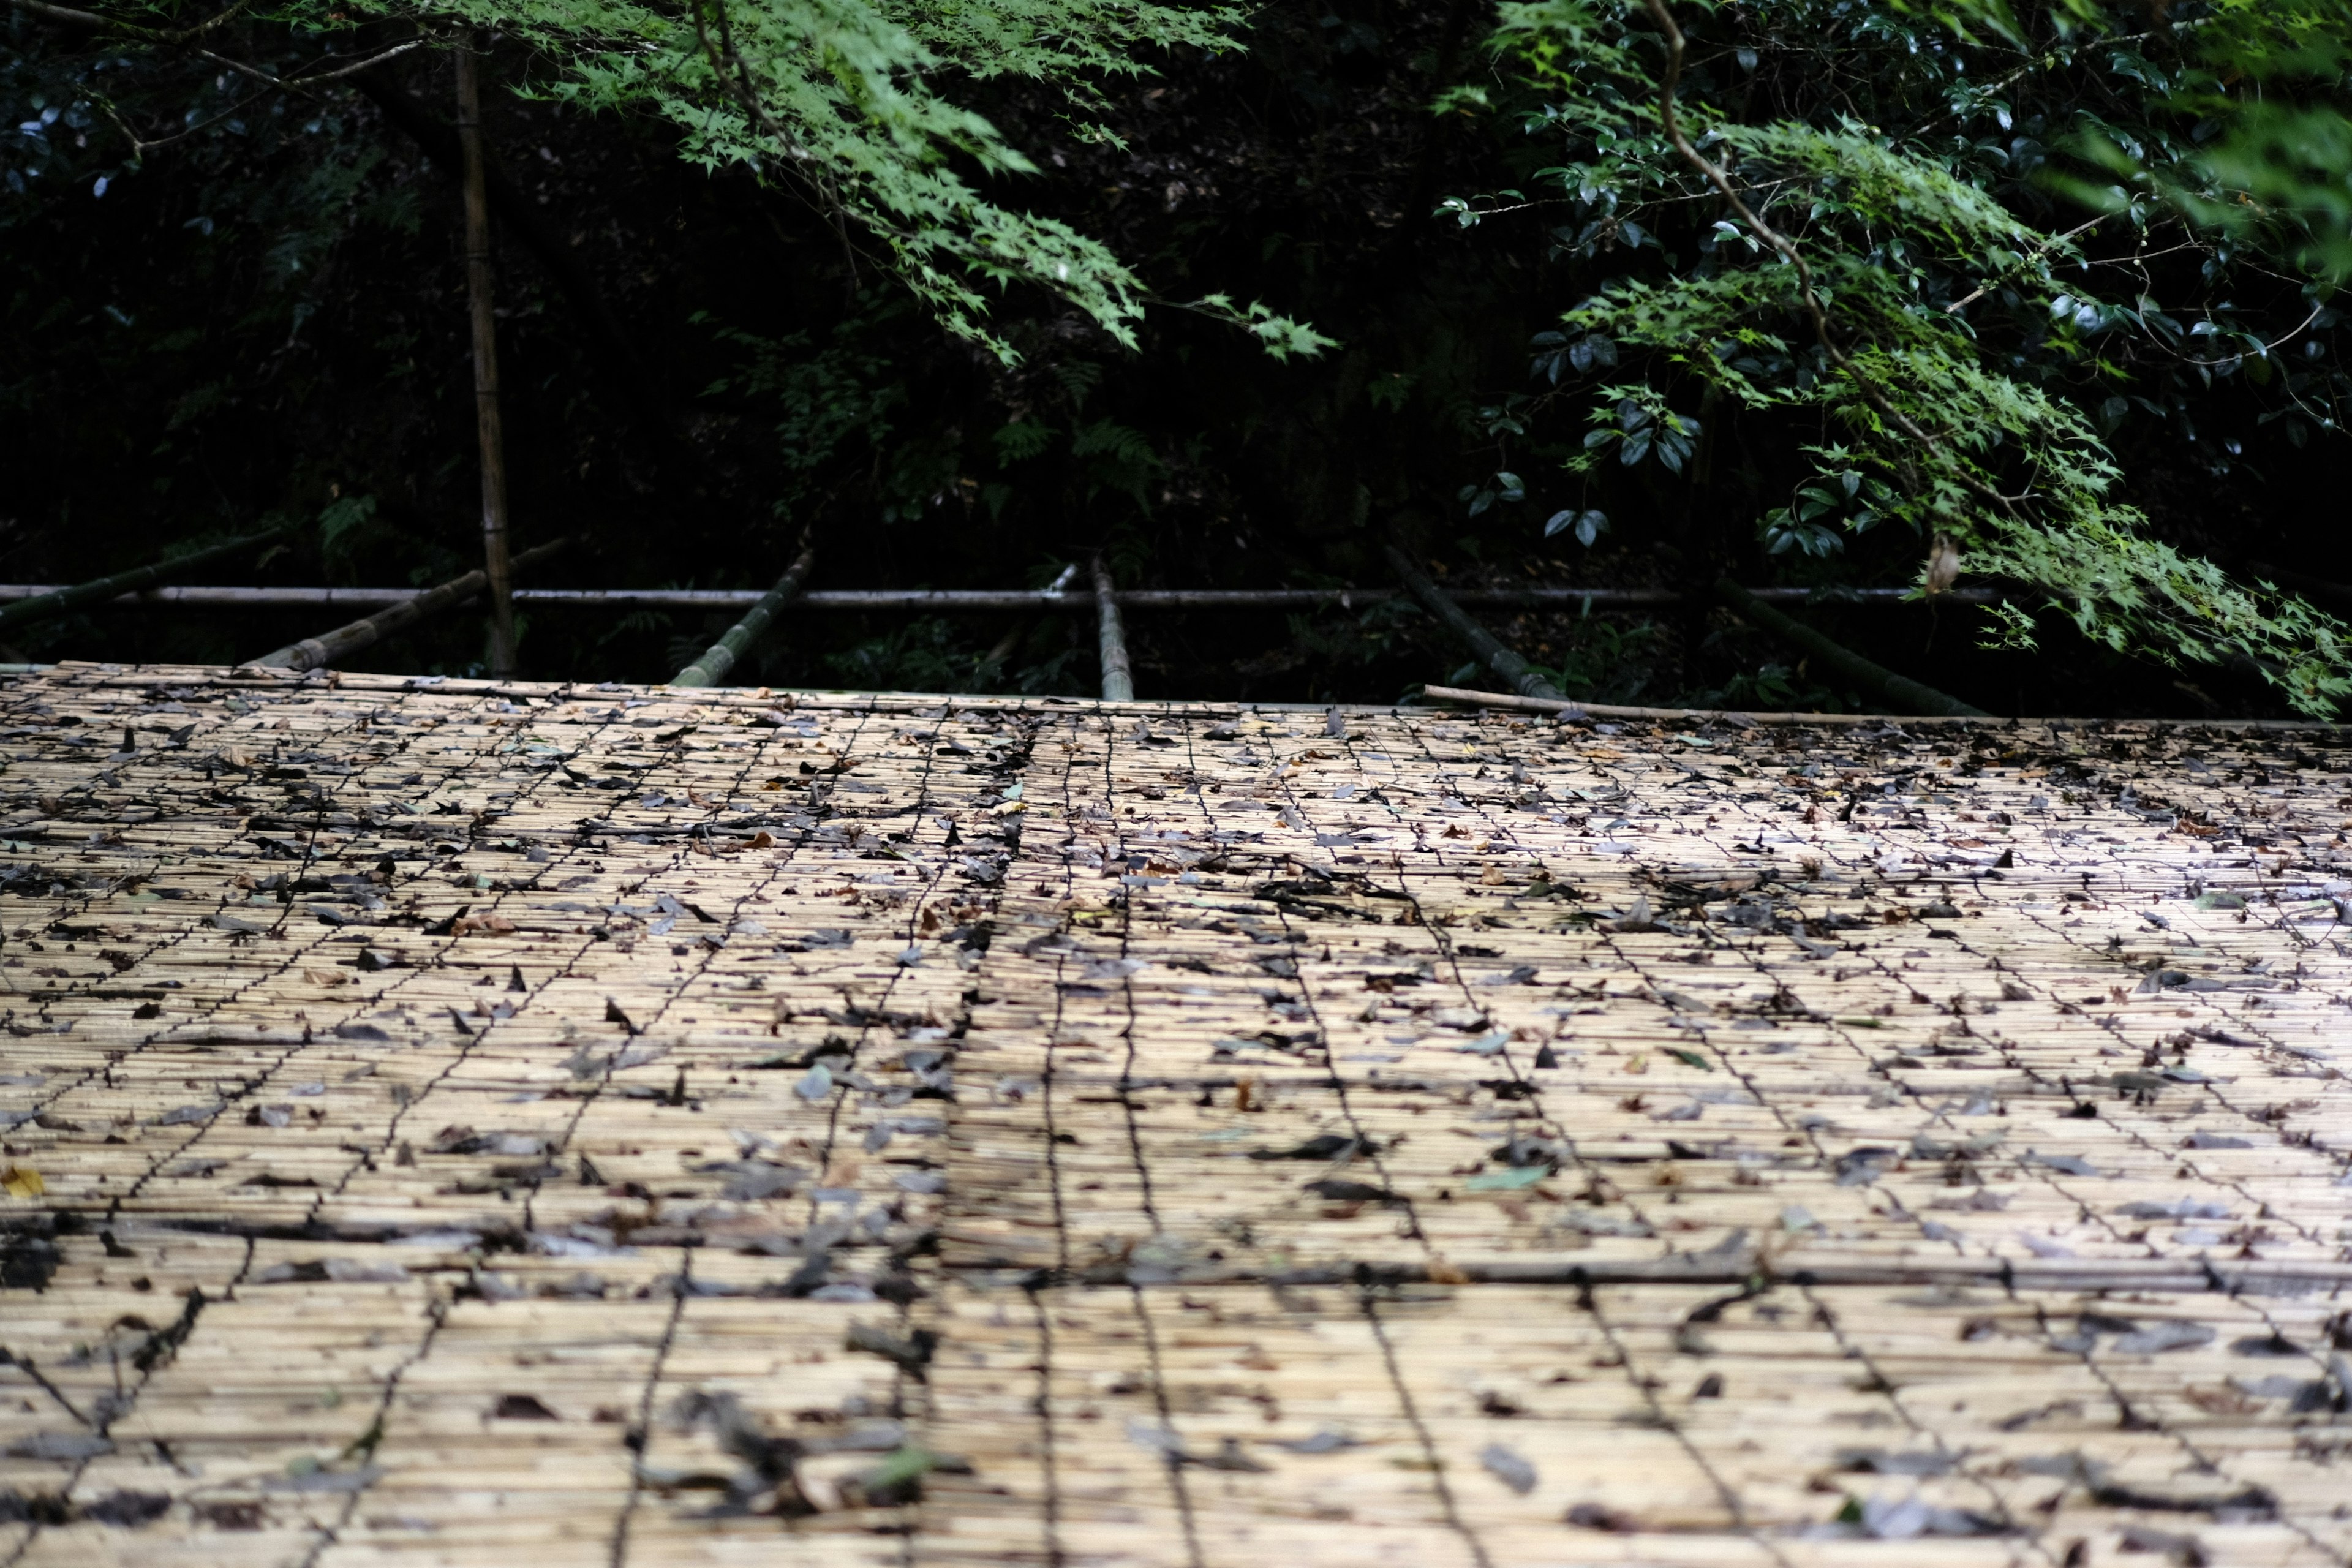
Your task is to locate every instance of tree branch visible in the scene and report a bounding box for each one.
[14,0,424,154]
[9,0,254,45]
[1637,0,2016,522]
[1943,214,2107,314]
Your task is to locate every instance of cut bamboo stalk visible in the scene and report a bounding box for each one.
[242,539,567,672]
[669,538,816,688]
[0,526,295,634]
[1385,541,1564,701]
[456,37,518,680]
[1093,556,1134,702]
[1715,576,1988,717]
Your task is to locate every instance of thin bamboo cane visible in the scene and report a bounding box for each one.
[668,539,816,688]
[1093,556,1134,701]
[1419,682,1996,726]
[241,539,568,672]
[1385,541,1564,701]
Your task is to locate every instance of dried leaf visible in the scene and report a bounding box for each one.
[1480,1442,1537,1494]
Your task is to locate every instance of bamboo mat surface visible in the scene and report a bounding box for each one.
[1,662,2350,1567]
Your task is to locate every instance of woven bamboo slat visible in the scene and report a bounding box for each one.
[0,662,2346,1566]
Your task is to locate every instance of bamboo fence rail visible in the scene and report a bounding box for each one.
[0,583,2008,611]
[2,660,2348,1566]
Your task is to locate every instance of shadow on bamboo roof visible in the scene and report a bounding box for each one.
[2,660,2350,1566]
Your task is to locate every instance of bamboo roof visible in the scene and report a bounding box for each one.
[2,660,2350,1566]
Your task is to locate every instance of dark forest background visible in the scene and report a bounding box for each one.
[6,0,2351,714]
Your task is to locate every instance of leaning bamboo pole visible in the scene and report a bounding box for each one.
[1385,541,1564,701]
[1092,556,1134,701]
[1714,576,1986,717]
[974,615,1032,685]
[455,38,518,680]
[242,540,567,672]
[0,526,295,635]
[669,539,816,687]
[0,584,439,609]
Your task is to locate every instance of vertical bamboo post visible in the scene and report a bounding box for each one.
[1092,555,1134,702]
[454,37,518,679]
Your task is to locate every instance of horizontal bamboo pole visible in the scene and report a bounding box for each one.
[669,539,815,688]
[0,524,296,633]
[241,538,567,672]
[0,584,2004,612]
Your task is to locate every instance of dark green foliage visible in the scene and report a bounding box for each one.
[1447,0,2352,713]
[4,0,2351,714]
